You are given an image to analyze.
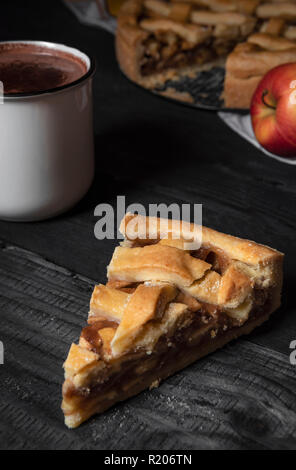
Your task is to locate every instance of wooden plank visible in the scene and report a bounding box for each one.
[0,0,295,450]
[0,242,296,449]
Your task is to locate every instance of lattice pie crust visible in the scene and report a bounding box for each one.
[115,0,296,108]
[62,213,283,428]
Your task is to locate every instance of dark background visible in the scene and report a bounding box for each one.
[0,0,295,450]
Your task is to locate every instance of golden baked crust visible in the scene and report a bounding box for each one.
[120,213,281,265]
[115,0,296,108]
[116,0,149,85]
[225,32,296,108]
[62,213,283,428]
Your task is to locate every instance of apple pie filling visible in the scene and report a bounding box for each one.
[140,33,243,75]
[140,30,255,76]
[141,34,216,75]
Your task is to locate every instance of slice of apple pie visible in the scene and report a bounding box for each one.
[62,213,283,428]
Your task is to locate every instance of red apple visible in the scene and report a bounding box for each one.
[250,63,296,158]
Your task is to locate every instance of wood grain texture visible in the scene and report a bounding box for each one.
[0,0,295,450]
[0,243,295,450]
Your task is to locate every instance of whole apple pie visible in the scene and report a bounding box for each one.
[62,213,283,428]
[115,0,296,108]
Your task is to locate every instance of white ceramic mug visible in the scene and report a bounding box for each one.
[0,40,95,221]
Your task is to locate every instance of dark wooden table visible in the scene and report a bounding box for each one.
[1,0,296,450]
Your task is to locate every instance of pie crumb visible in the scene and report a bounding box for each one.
[150,379,160,390]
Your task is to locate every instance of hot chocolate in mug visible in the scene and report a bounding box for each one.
[0,40,95,221]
